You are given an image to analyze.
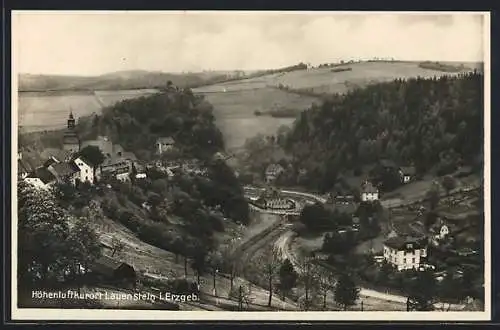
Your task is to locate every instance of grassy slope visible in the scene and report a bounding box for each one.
[192,61,478,150]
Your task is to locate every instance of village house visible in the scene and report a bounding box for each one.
[383,236,428,271]
[360,181,379,202]
[24,167,57,189]
[156,136,176,154]
[24,152,97,187]
[133,163,147,179]
[83,136,138,182]
[265,163,285,183]
[428,219,456,246]
[399,166,416,184]
[73,156,96,184]
[47,161,80,185]
[41,148,73,163]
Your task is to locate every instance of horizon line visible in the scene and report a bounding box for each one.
[18,59,484,78]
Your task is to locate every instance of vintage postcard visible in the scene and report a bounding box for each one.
[11,10,490,321]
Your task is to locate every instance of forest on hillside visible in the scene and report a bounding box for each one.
[81,88,225,159]
[241,72,483,193]
[283,71,483,192]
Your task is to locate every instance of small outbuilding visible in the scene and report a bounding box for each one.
[90,255,137,288]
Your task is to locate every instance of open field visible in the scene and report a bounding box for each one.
[195,61,473,95]
[17,89,159,133]
[193,61,475,149]
[198,88,317,149]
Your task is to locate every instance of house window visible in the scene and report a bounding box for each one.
[412,257,415,264]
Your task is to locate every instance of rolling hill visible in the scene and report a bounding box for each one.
[191,61,482,150]
[18,70,249,92]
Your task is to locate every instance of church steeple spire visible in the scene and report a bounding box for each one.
[67,109,76,130]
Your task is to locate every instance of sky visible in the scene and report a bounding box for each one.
[13,11,487,76]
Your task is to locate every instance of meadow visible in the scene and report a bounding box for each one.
[17,89,159,133]
[197,88,319,150]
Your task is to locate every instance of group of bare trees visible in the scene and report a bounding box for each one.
[255,250,360,311]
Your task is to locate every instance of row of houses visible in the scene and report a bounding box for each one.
[20,152,95,189]
[19,133,148,189]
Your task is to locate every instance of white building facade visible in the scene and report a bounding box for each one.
[383,237,427,271]
[73,156,95,184]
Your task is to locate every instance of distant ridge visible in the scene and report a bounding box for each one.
[18,70,250,92]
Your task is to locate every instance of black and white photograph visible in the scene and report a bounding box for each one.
[11,11,490,321]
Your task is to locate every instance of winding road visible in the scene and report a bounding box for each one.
[243,184,472,311]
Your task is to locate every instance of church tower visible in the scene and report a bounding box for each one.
[62,111,80,153]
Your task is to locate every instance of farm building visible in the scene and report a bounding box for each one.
[90,255,137,288]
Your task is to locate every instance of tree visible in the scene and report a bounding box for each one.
[18,182,72,285]
[18,182,101,289]
[77,145,105,177]
[278,258,298,300]
[206,250,223,297]
[220,241,238,292]
[297,255,319,310]
[229,284,253,310]
[438,273,464,311]
[424,211,439,231]
[405,270,437,311]
[110,236,126,257]
[259,249,281,307]
[318,267,335,310]
[68,217,102,293]
[299,203,333,231]
[441,175,457,206]
[190,244,209,284]
[426,183,441,211]
[334,272,360,311]
[51,180,77,207]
